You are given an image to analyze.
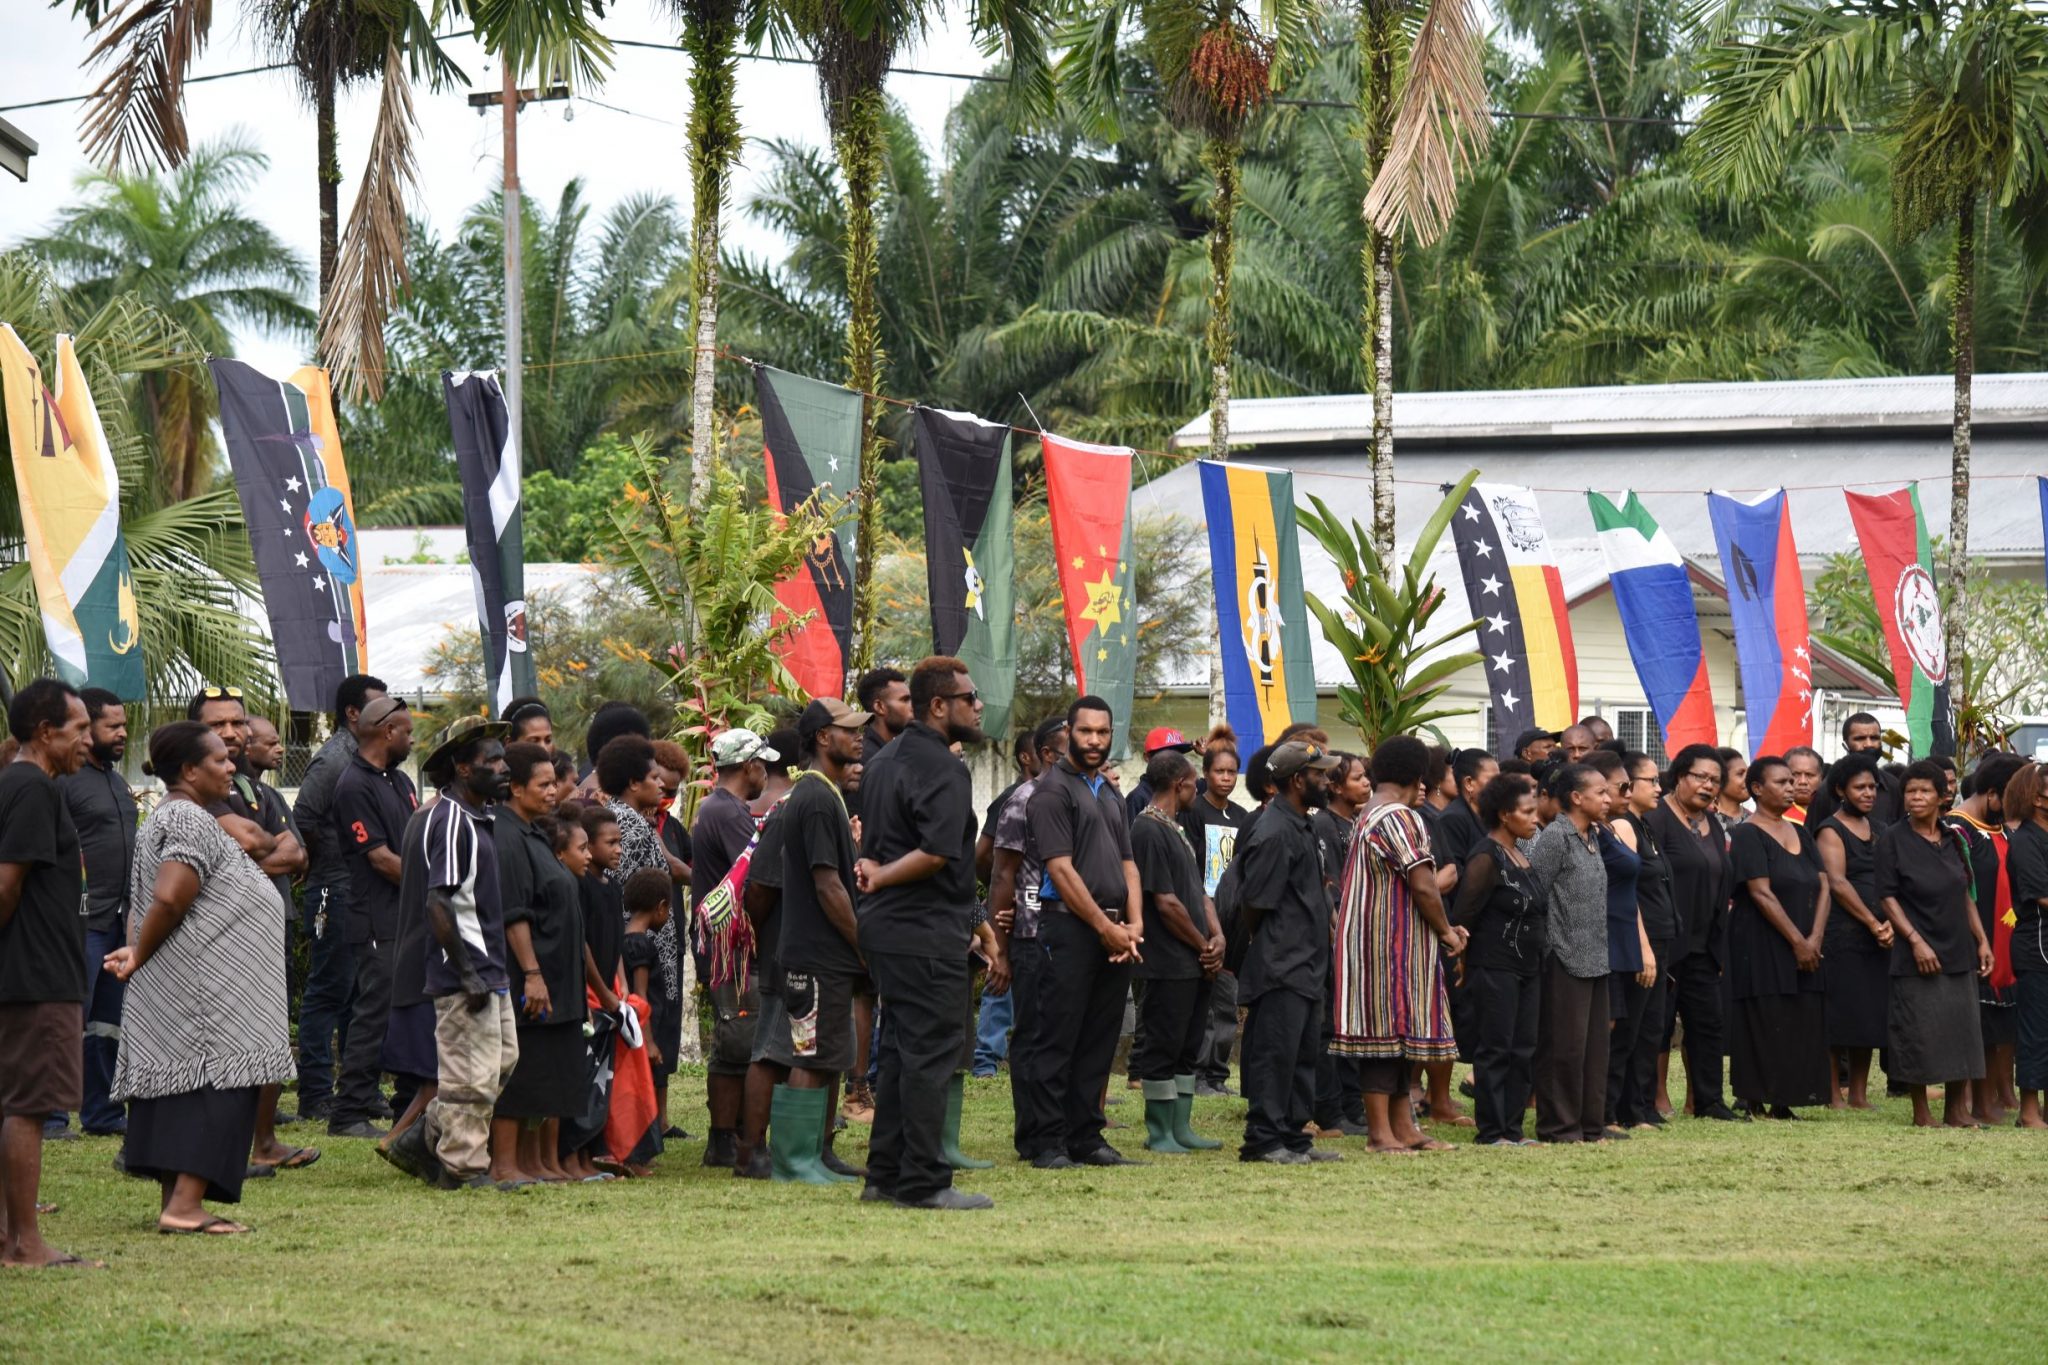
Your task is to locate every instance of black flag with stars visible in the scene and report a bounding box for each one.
[1448,483,1537,755]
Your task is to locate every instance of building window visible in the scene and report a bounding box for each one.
[1612,708,1669,762]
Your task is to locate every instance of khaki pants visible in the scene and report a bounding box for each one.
[427,993,519,1178]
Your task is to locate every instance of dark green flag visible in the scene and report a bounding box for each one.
[915,407,1015,738]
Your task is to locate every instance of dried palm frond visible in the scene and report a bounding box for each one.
[78,0,212,171]
[321,41,420,402]
[1362,0,1491,246]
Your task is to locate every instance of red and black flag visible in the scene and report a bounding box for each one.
[756,364,863,701]
[915,406,1015,738]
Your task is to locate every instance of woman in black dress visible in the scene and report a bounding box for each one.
[2004,762,2048,1130]
[1727,755,1832,1118]
[1878,761,1992,1128]
[1610,752,1678,1128]
[1648,744,1739,1121]
[1814,753,1893,1108]
[1450,774,1544,1146]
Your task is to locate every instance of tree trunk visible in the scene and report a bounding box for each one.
[1361,0,1399,565]
[840,86,887,683]
[316,70,340,333]
[684,0,742,506]
[1206,136,1241,731]
[1944,195,1974,736]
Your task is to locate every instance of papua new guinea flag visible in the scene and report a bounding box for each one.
[444,371,537,714]
[915,406,1015,738]
[0,327,144,698]
[214,357,366,710]
[1588,491,1716,752]
[1450,482,1579,746]
[1043,433,1137,758]
[1706,489,1814,759]
[1199,460,1317,752]
[756,364,863,702]
[1845,485,1954,757]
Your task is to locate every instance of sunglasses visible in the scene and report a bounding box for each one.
[940,689,981,705]
[199,685,244,700]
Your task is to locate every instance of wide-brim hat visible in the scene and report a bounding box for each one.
[423,715,512,776]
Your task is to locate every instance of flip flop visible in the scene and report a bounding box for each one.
[252,1146,321,1173]
[34,1201,58,1215]
[243,1163,277,1180]
[159,1215,250,1236]
[579,1172,617,1182]
[10,1251,106,1269]
[1408,1137,1454,1152]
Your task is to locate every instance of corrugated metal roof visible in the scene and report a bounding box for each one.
[1171,372,2048,447]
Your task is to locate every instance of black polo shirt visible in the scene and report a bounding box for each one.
[1234,800,1331,1003]
[498,809,586,1021]
[855,723,976,959]
[331,753,419,944]
[1027,758,1135,916]
[778,772,863,976]
[61,757,136,933]
[1131,808,1206,981]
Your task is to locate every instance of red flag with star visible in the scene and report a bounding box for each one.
[1043,434,1138,757]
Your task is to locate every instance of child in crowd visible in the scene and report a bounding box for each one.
[557,804,627,1179]
[613,868,674,1174]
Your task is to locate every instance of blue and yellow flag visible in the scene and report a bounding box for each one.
[1199,461,1317,750]
[1,326,144,698]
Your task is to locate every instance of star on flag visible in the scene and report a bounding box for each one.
[294,552,309,568]
[1474,541,1493,558]
[284,476,302,493]
[1079,568,1124,636]
[1480,575,1503,596]
[1491,652,1514,673]
[1461,503,1481,522]
[279,498,292,513]
[1486,614,1508,634]
[1500,690,1520,712]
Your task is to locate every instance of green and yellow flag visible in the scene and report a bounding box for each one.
[1,326,144,698]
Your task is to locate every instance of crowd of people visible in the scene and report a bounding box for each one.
[4,668,2047,1262]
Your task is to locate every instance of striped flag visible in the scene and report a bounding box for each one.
[1588,491,1716,752]
[915,406,1015,738]
[1449,482,1578,745]
[1706,488,1813,758]
[443,371,536,713]
[0,327,144,698]
[756,364,863,702]
[1199,460,1317,751]
[1845,485,1953,757]
[1043,433,1137,758]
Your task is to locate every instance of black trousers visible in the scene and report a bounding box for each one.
[1668,947,1727,1111]
[1471,965,1539,1143]
[863,947,970,1204]
[1131,976,1213,1081]
[1028,911,1134,1158]
[1238,987,1319,1157]
[1007,935,1046,1158]
[331,936,395,1126]
[1446,951,1480,1064]
[1197,969,1239,1084]
[1607,941,1675,1125]
[1313,1001,1364,1124]
[1535,960,1609,1143]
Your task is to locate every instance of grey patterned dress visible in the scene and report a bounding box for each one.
[113,798,295,1100]
[608,799,677,997]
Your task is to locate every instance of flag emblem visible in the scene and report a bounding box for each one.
[916,406,1015,735]
[1894,565,1945,683]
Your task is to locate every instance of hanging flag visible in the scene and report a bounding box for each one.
[0,328,145,699]
[1588,491,1716,752]
[214,357,365,710]
[1449,482,1579,748]
[1043,433,1138,757]
[1199,460,1317,751]
[1706,488,1814,758]
[756,364,863,702]
[2038,477,2047,603]
[443,370,536,714]
[1845,485,1954,757]
[915,406,1015,738]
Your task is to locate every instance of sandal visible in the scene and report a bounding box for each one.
[252,1146,321,1173]
[1408,1137,1454,1152]
[10,1250,106,1269]
[34,1201,58,1215]
[159,1215,250,1236]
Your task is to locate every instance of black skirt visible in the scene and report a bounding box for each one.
[1981,1001,2018,1050]
[382,1000,438,1084]
[1887,972,1984,1085]
[1823,946,1890,1049]
[122,1085,260,1204]
[495,1022,587,1119]
[1730,994,1830,1107]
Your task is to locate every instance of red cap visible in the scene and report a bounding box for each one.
[1144,727,1193,754]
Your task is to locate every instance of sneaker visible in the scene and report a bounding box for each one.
[1303,1147,1345,1163]
[1247,1147,1310,1165]
[906,1188,994,1211]
[327,1119,388,1140]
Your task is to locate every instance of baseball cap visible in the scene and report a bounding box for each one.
[1144,726,1194,755]
[798,697,871,742]
[711,727,779,768]
[1512,727,1561,754]
[1267,740,1340,782]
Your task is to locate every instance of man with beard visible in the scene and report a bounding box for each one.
[58,688,137,1139]
[1807,713,1904,828]
[854,656,990,1210]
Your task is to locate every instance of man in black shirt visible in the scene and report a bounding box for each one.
[1183,744,1249,1097]
[691,727,775,1166]
[1024,694,1144,1168]
[1234,741,1343,1165]
[846,666,911,826]
[327,697,419,1138]
[1807,713,1904,827]
[853,655,990,1210]
[0,679,93,1269]
[58,687,136,1139]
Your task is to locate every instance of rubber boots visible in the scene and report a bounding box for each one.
[769,1085,837,1185]
[1142,1078,1190,1153]
[1173,1073,1222,1150]
[942,1073,993,1170]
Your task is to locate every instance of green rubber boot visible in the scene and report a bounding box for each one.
[1142,1079,1190,1153]
[1173,1073,1222,1150]
[942,1073,993,1170]
[769,1085,837,1185]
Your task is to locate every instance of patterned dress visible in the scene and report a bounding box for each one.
[608,799,676,998]
[1330,799,1456,1062]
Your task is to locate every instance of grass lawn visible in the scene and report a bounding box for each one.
[8,1065,2047,1361]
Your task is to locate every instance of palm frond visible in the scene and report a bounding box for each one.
[78,0,210,171]
[1363,0,1492,246]
[321,43,421,403]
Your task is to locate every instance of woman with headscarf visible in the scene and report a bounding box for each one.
[1726,756,1832,1119]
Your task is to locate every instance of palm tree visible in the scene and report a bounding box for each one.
[25,141,315,501]
[1690,0,2048,726]
[0,251,275,704]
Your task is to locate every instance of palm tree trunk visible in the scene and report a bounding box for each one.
[1205,135,1241,731]
[1944,195,1974,735]
[317,70,340,327]
[840,85,887,680]
[1361,0,1399,565]
[684,0,742,505]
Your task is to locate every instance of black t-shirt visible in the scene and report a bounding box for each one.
[0,763,86,1004]
[1619,809,1678,943]
[60,758,136,933]
[744,806,787,995]
[1233,801,1330,1002]
[1436,798,1485,874]
[690,787,757,906]
[1028,760,1135,916]
[1876,822,1977,977]
[1309,806,1353,909]
[498,810,586,1021]
[985,780,1022,850]
[1649,800,1728,963]
[581,871,624,990]
[2007,821,2048,975]
[778,773,862,976]
[1450,840,1546,975]
[855,723,977,959]
[1131,809,1208,981]
[622,929,658,993]
[331,754,419,944]
[1179,795,1247,900]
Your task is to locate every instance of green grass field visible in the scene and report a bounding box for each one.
[8,1066,2047,1361]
